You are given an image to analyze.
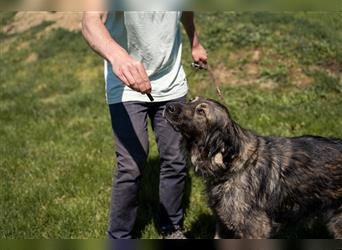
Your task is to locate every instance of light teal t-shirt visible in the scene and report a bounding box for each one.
[104,11,188,104]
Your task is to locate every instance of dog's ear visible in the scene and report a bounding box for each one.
[203,126,240,162]
[203,128,225,158]
[225,124,241,159]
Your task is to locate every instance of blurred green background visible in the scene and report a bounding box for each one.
[0,12,341,239]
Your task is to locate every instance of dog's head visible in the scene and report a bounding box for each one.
[164,96,231,139]
[164,97,240,174]
[165,96,241,175]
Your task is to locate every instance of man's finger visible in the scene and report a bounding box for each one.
[136,63,151,94]
[128,65,146,93]
[193,60,208,70]
[144,83,152,94]
[122,67,139,91]
[141,80,151,94]
[200,61,208,69]
[140,81,151,94]
[116,69,131,88]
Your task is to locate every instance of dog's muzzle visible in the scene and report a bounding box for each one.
[163,103,184,130]
[165,103,177,114]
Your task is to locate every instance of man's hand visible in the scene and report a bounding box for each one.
[192,43,208,68]
[110,49,151,94]
[181,12,208,68]
[82,12,151,94]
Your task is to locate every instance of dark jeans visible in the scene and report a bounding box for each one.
[108,96,187,239]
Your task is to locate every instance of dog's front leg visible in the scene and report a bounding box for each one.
[214,219,236,239]
[238,212,273,239]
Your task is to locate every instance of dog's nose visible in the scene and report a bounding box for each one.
[166,104,176,113]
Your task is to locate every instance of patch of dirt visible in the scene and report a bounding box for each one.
[259,80,278,90]
[324,59,342,74]
[210,64,242,86]
[245,63,259,76]
[25,52,39,63]
[288,67,313,87]
[251,49,261,63]
[17,41,30,50]
[200,48,314,90]
[2,11,82,35]
[228,49,250,63]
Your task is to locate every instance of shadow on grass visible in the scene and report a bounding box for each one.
[186,213,332,239]
[275,219,332,239]
[186,214,332,239]
[132,157,193,238]
[185,213,216,239]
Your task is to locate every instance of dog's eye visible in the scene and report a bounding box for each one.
[196,108,205,116]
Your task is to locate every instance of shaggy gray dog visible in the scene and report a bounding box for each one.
[164,96,342,239]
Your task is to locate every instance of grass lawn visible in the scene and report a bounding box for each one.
[0,12,341,239]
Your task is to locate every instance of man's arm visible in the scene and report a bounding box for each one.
[82,12,151,94]
[181,12,208,67]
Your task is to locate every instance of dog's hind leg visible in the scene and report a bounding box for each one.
[327,210,342,239]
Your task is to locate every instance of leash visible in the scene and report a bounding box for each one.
[191,62,225,103]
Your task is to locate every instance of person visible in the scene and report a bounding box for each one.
[82,11,207,239]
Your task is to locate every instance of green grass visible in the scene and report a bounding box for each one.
[1,12,341,239]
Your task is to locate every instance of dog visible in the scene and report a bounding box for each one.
[164,96,342,239]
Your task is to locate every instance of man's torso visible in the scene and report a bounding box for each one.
[105,11,188,104]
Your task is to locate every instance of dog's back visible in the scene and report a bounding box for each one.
[259,135,342,218]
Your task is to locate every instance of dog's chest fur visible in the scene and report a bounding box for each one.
[190,158,278,239]
[189,144,267,222]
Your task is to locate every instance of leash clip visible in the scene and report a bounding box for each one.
[191,62,208,70]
